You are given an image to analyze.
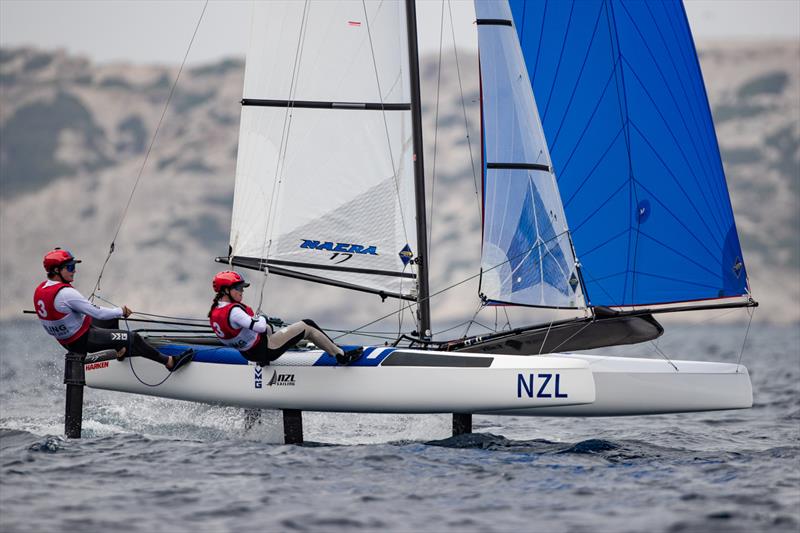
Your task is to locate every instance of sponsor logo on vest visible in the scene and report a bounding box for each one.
[86,361,110,372]
[265,369,296,387]
[45,324,69,335]
[517,373,568,399]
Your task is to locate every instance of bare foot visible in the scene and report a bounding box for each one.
[166,356,175,370]
[116,347,127,361]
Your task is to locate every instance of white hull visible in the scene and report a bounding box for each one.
[482,354,753,416]
[83,345,752,416]
[84,348,596,413]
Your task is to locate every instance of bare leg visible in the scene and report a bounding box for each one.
[268,320,344,356]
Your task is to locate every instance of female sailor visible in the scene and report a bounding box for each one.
[33,248,193,371]
[208,271,362,365]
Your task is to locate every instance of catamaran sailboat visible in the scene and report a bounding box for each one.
[84,0,756,422]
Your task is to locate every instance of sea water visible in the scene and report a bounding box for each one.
[0,320,798,532]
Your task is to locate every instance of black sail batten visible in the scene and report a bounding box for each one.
[486,162,551,172]
[241,98,411,111]
[265,259,415,279]
[218,256,415,302]
[481,297,584,311]
[475,19,513,26]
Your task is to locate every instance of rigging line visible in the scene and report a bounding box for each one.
[447,0,481,217]
[691,306,742,326]
[463,303,486,338]
[361,0,411,249]
[334,226,574,340]
[579,263,674,372]
[125,311,207,324]
[89,0,209,302]
[736,306,755,373]
[122,318,171,387]
[548,319,595,354]
[328,328,406,335]
[649,340,679,372]
[93,294,213,325]
[538,316,556,355]
[433,319,477,336]
[397,264,407,339]
[428,0,446,258]
[502,307,512,331]
[256,0,311,313]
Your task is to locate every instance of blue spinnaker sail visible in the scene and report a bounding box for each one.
[476,1,585,309]
[508,0,748,307]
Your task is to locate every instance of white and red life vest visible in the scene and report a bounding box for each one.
[33,281,92,345]
[209,302,261,351]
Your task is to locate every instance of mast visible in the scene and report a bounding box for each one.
[405,0,432,340]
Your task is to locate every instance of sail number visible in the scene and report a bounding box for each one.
[517,373,568,399]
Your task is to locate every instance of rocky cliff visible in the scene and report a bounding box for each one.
[1,42,797,330]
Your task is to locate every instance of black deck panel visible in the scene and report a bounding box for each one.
[381,352,493,367]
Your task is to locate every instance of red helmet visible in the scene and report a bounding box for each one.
[43,248,81,272]
[212,271,250,293]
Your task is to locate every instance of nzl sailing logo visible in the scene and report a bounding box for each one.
[299,239,378,264]
[255,366,296,388]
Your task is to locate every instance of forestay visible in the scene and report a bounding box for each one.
[229,1,418,299]
[475,1,585,309]
[510,0,749,308]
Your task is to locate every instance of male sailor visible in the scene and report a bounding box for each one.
[34,248,193,371]
[208,271,362,365]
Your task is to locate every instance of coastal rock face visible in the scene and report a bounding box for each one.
[1,43,797,327]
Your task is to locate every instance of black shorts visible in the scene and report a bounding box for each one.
[65,325,167,365]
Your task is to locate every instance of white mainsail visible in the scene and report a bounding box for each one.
[229,0,418,299]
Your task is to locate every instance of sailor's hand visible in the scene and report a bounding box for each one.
[265,315,285,326]
[121,305,133,318]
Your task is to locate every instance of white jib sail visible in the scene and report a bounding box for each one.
[229,0,417,299]
[476,0,586,309]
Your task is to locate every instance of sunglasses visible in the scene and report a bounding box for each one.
[231,283,247,292]
[63,263,76,273]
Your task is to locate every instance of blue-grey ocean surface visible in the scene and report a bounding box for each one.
[0,319,798,532]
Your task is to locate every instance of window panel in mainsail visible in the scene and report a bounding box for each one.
[229,1,417,299]
[509,0,749,308]
[475,1,585,309]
